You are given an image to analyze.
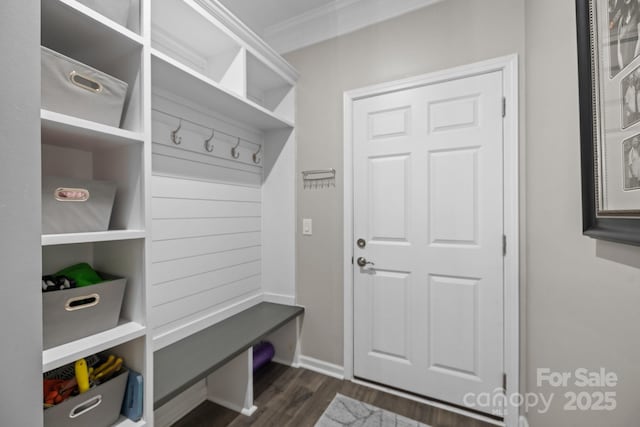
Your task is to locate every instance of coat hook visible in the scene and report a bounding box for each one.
[171,120,182,145]
[252,145,262,164]
[204,129,215,152]
[231,137,241,159]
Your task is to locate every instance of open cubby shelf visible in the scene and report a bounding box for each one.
[246,50,295,121]
[151,0,243,94]
[42,0,144,133]
[40,3,148,425]
[42,0,143,43]
[41,141,145,232]
[151,49,294,131]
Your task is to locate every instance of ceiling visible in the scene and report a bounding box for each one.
[218,0,443,54]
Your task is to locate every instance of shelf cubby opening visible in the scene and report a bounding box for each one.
[41,142,144,233]
[43,338,145,427]
[42,239,145,327]
[75,0,142,35]
[151,51,294,131]
[42,0,142,39]
[246,50,295,122]
[151,0,245,96]
[42,0,144,132]
[41,239,146,372]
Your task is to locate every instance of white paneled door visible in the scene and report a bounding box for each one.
[353,71,504,414]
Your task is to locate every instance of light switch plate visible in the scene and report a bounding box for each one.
[303,218,312,235]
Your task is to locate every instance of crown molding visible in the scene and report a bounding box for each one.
[263,0,444,54]
[193,0,299,83]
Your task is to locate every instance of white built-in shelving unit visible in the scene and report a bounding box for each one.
[39,1,149,426]
[38,0,297,426]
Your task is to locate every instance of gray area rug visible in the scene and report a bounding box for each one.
[315,394,431,427]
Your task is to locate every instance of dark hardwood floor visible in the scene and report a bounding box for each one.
[171,363,497,427]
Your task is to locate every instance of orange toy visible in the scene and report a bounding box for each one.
[43,378,77,408]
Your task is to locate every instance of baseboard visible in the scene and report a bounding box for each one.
[242,405,258,416]
[519,415,529,427]
[299,355,345,380]
[154,379,207,427]
[272,356,300,368]
[208,396,257,416]
[262,292,296,305]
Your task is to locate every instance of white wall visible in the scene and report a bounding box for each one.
[285,0,526,368]
[0,1,43,425]
[525,1,640,425]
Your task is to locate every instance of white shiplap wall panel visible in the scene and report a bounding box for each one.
[151,246,261,285]
[151,97,265,344]
[152,217,261,240]
[152,260,261,307]
[152,175,260,201]
[153,198,261,218]
[151,275,262,334]
[153,152,260,186]
[152,232,261,263]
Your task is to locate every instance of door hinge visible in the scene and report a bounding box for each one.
[503,373,507,391]
[351,256,354,265]
[502,97,506,118]
[502,234,507,256]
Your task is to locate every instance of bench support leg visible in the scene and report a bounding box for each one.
[205,349,257,416]
[265,317,302,367]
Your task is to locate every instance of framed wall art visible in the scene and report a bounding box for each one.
[576,0,640,245]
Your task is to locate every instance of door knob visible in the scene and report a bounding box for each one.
[357,257,375,267]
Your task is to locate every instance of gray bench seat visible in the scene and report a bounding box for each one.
[153,302,304,408]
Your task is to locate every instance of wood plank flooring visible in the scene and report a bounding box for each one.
[171,363,497,427]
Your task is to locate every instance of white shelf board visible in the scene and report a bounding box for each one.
[42,0,142,53]
[42,230,146,246]
[113,416,146,427]
[41,110,144,151]
[151,49,294,131]
[43,321,146,372]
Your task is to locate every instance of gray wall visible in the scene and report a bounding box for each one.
[525,0,640,425]
[285,0,526,366]
[287,0,640,425]
[0,1,42,425]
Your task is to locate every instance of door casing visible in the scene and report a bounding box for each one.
[343,54,520,427]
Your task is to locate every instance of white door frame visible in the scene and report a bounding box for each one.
[343,54,520,427]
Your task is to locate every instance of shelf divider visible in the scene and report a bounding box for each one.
[41,109,144,151]
[42,0,143,49]
[43,321,146,372]
[42,230,146,246]
[113,416,146,427]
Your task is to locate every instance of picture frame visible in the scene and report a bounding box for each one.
[576,0,640,245]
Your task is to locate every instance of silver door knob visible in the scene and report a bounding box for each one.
[357,257,375,267]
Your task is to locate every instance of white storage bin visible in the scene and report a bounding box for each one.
[44,369,128,427]
[42,176,117,235]
[42,274,126,350]
[41,46,128,127]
